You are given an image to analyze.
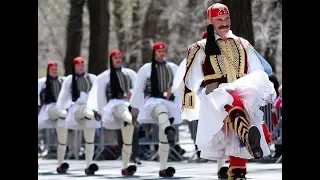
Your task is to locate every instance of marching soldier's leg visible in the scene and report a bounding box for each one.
[225,92,263,159]
[113,104,132,124]
[227,156,248,180]
[151,104,176,177]
[74,104,93,120]
[47,105,59,120]
[55,126,69,174]
[217,159,228,179]
[83,127,99,175]
[113,104,137,176]
[224,92,262,180]
[120,120,136,176]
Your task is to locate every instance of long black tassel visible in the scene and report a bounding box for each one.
[110,56,123,98]
[71,65,80,102]
[205,24,221,56]
[150,50,160,97]
[44,67,55,104]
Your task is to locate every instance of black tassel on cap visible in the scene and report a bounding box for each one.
[71,63,80,102]
[109,55,123,98]
[205,24,221,56]
[44,66,55,104]
[150,50,160,97]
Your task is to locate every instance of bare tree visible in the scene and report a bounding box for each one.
[38,0,281,78]
[252,0,282,71]
[112,0,126,54]
[87,0,110,74]
[155,1,169,43]
[127,0,141,70]
[141,0,168,64]
[64,0,86,76]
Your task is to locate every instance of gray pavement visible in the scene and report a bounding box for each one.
[38,160,282,180]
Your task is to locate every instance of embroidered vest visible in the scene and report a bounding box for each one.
[201,37,248,85]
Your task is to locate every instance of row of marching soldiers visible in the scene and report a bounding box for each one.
[38,42,181,177]
[38,3,279,179]
[38,41,276,179]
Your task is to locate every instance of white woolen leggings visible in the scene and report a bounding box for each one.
[55,125,95,168]
[113,104,134,169]
[152,104,171,171]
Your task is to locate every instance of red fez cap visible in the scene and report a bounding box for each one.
[207,4,229,18]
[109,49,121,57]
[152,41,165,51]
[202,31,207,39]
[73,56,85,65]
[47,61,57,68]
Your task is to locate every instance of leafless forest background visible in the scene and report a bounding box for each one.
[38,0,282,82]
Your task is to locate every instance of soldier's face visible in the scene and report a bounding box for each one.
[112,55,122,68]
[49,65,58,77]
[74,63,85,74]
[209,14,231,36]
[155,48,165,60]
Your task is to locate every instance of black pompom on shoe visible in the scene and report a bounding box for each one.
[85,163,99,175]
[159,167,175,177]
[121,165,137,176]
[56,163,69,174]
[218,166,229,179]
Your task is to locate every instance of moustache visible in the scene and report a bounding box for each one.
[219,26,229,29]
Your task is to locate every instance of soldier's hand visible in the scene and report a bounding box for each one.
[166,88,172,100]
[132,115,137,126]
[125,91,132,99]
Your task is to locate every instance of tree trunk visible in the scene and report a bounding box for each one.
[63,0,86,76]
[251,0,282,72]
[156,1,169,43]
[113,0,126,54]
[128,0,141,70]
[221,0,255,46]
[141,0,168,64]
[87,0,110,75]
[173,0,202,61]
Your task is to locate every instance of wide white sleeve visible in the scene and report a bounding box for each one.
[38,77,46,106]
[56,75,73,110]
[87,71,109,113]
[182,44,205,110]
[88,73,97,85]
[247,48,264,73]
[171,59,186,94]
[129,64,149,110]
[60,76,67,81]
[126,68,137,93]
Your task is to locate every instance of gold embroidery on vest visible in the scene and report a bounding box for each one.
[234,39,246,78]
[182,44,201,110]
[204,55,223,81]
[205,39,246,82]
[83,75,91,92]
[183,91,196,109]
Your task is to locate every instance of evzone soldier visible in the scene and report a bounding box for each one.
[182,3,276,180]
[38,61,65,129]
[38,61,64,169]
[86,49,138,176]
[129,42,182,177]
[56,56,100,175]
[174,30,274,178]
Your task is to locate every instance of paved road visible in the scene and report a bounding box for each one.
[38,160,282,180]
